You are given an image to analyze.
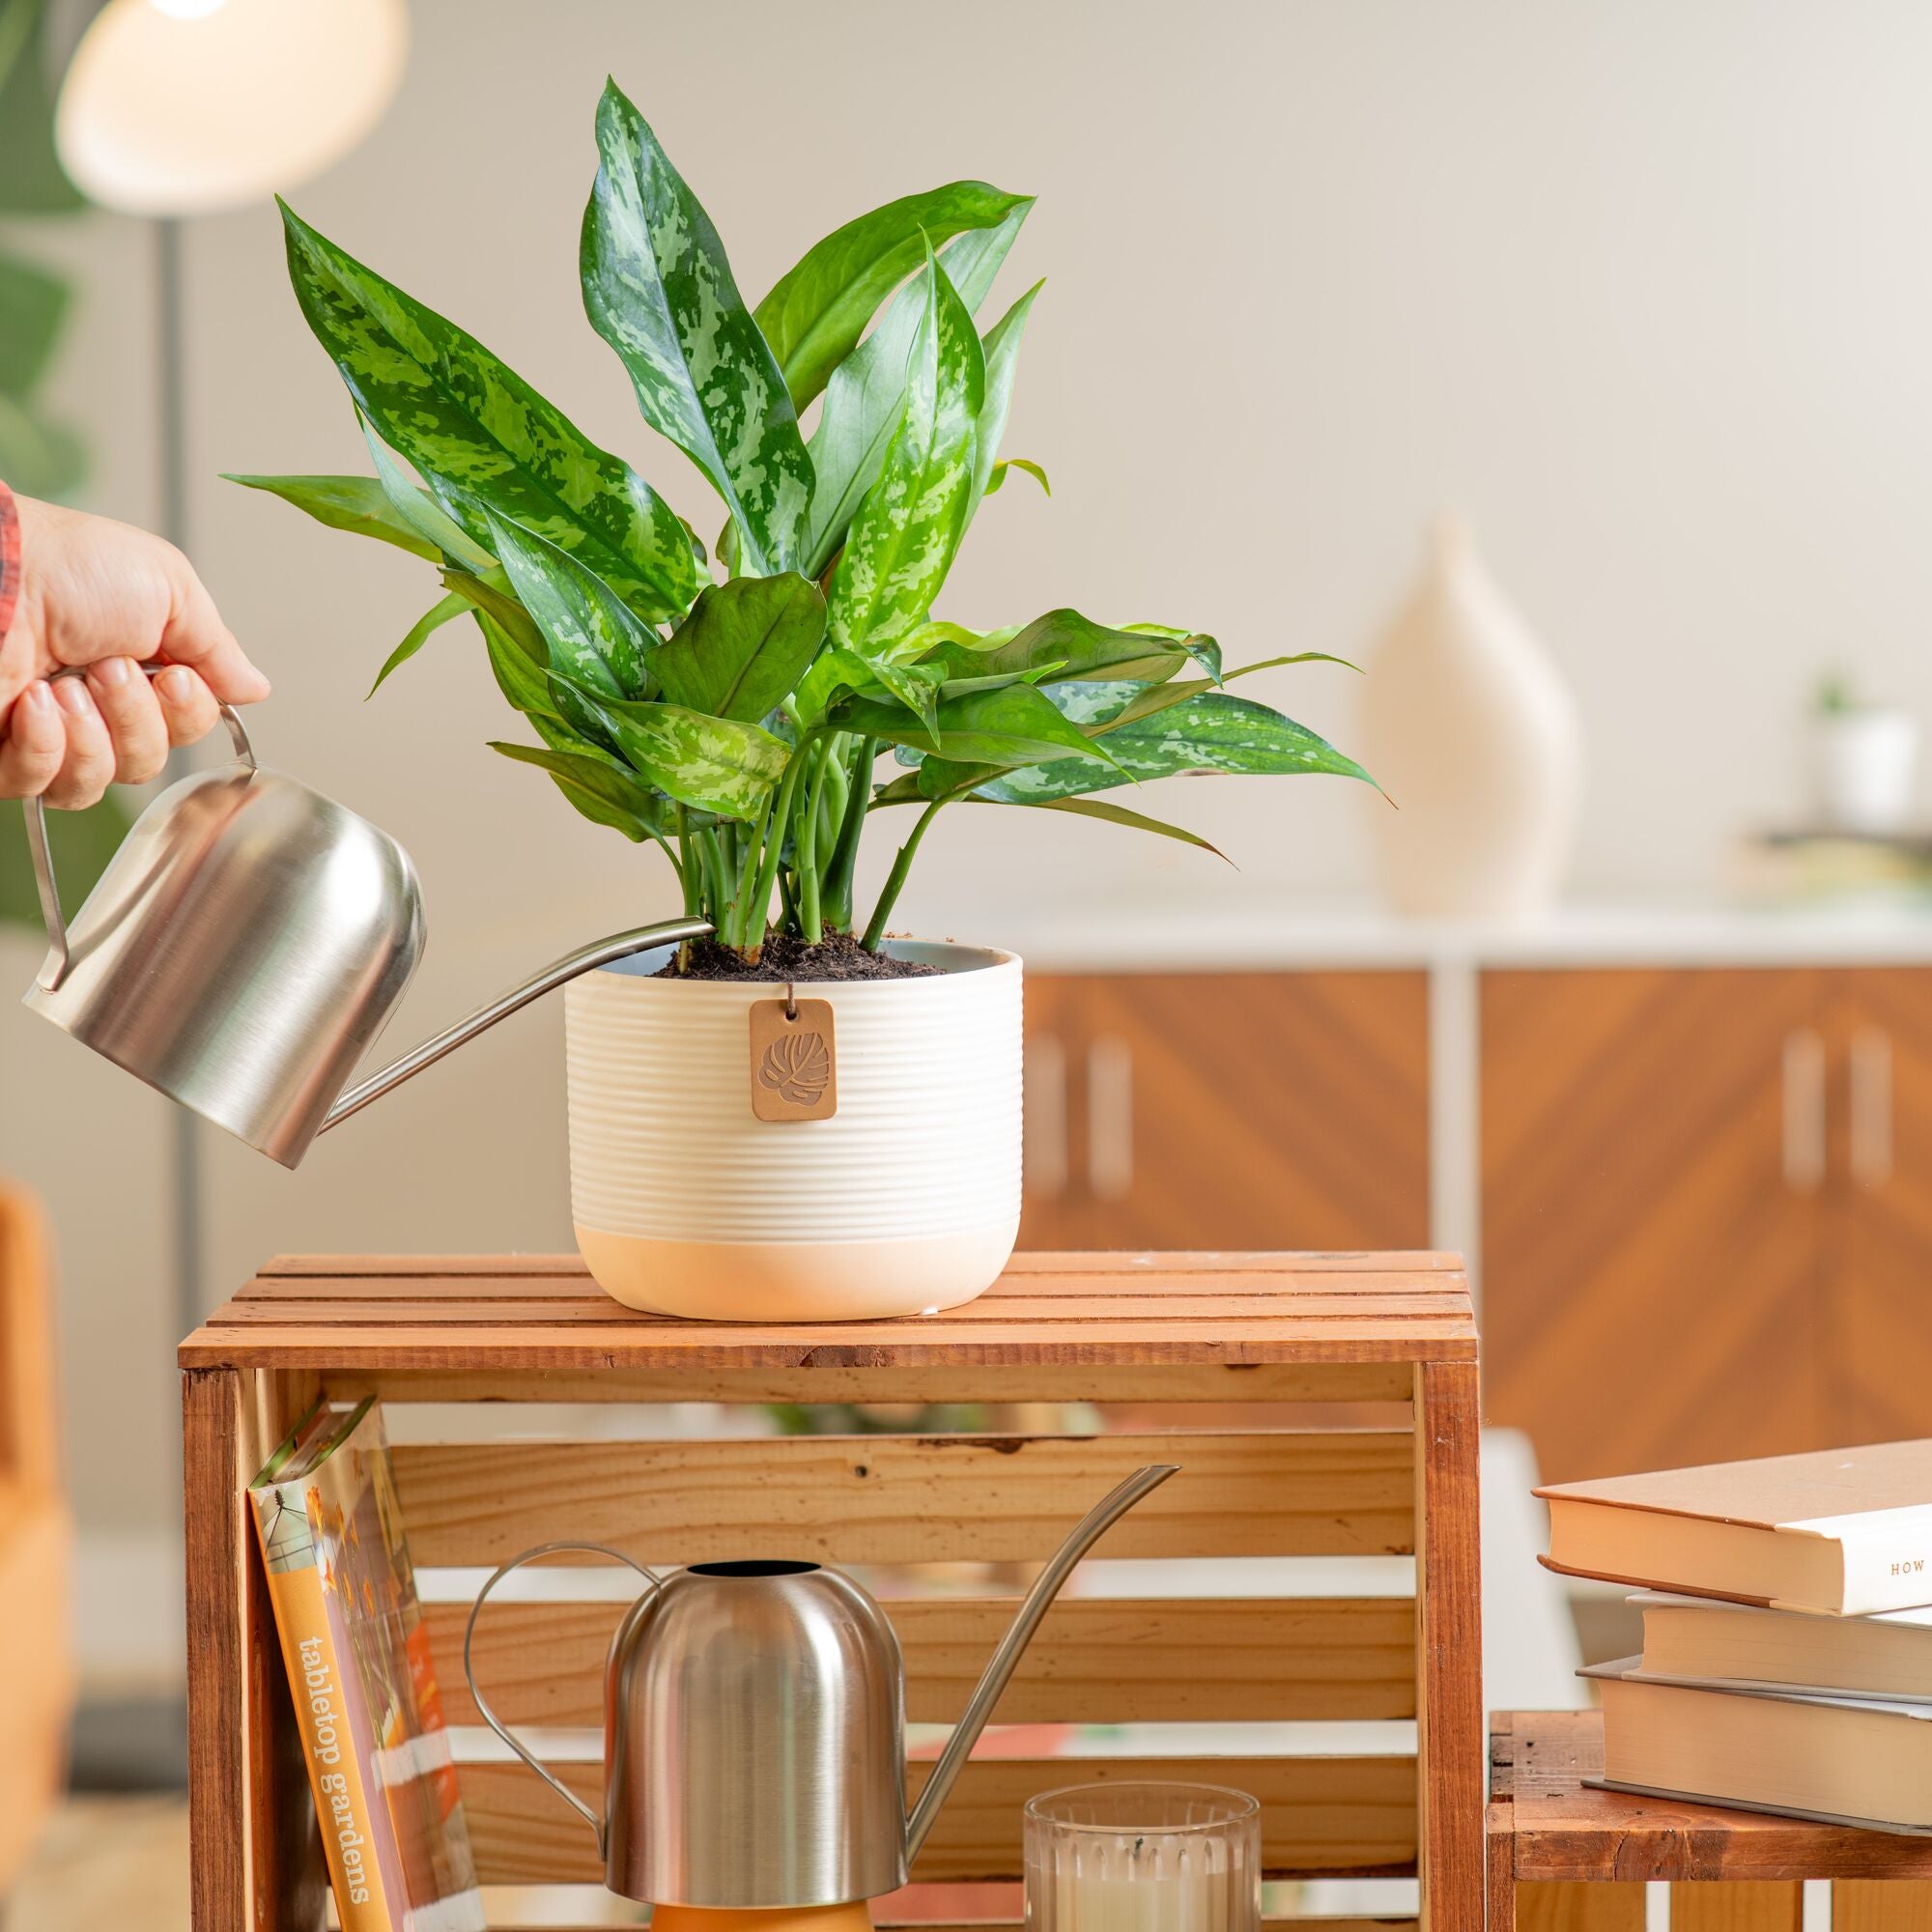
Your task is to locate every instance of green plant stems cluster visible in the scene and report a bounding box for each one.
[668,728,902,958]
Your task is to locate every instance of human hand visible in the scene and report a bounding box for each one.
[0,492,270,807]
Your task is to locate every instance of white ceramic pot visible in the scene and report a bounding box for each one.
[1814,708,1921,835]
[565,940,1022,1321]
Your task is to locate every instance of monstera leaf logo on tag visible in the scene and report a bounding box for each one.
[761,1031,829,1106]
[749,997,838,1121]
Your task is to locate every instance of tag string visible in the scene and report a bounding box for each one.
[783,980,798,1021]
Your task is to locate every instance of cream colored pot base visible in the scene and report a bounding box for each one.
[577,1220,1020,1322]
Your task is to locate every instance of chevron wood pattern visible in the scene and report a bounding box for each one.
[1828,967,1932,1440]
[1482,968,1831,1483]
[1020,970,1431,1252]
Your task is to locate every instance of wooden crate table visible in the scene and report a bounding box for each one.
[180,1250,1481,1932]
[1490,1711,1932,1932]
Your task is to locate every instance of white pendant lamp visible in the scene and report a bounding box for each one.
[55,0,408,216]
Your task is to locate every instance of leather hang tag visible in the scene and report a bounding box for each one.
[749,995,838,1122]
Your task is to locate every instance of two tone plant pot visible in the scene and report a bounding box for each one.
[564,941,1022,1321]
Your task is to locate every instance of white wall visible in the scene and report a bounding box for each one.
[8,0,1932,1568]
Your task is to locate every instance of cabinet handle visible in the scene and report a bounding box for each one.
[1851,1025,1893,1191]
[1087,1035,1134,1201]
[1782,1027,1827,1192]
[1024,1032,1069,1199]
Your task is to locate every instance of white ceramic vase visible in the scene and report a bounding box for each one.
[1813,708,1920,835]
[564,940,1022,1321]
[1360,518,1583,920]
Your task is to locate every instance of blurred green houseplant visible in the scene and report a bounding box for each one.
[239,79,1371,963]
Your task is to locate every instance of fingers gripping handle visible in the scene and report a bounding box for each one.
[24,662,256,994]
[463,1541,662,1861]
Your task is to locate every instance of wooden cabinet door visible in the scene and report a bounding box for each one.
[1482,968,1830,1484]
[1827,968,1932,1442]
[1021,971,1430,1251]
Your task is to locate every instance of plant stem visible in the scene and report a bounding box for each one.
[675,805,698,970]
[742,734,817,954]
[862,793,948,952]
[823,735,878,932]
[797,735,835,944]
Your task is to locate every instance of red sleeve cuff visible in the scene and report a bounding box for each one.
[0,481,18,650]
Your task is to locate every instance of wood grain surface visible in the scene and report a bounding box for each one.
[440,1592,1420,1727]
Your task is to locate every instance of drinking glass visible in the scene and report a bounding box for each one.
[1023,1781,1262,1931]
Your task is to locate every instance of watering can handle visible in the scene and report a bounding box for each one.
[464,1540,663,1862]
[23,663,257,994]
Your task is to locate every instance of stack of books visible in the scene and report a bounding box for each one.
[1540,1439,1932,1834]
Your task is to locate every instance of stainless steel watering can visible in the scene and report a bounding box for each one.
[18,674,709,1165]
[463,1463,1179,1911]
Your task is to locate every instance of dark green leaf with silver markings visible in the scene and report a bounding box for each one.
[825,252,983,668]
[278,198,696,622]
[754,182,1030,410]
[482,506,654,701]
[581,80,811,575]
[802,204,1030,576]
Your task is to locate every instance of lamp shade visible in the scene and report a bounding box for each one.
[55,0,408,216]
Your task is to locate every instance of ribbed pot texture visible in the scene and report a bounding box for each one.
[564,940,1022,1321]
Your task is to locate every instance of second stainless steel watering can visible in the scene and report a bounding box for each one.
[463,1463,1179,1911]
[18,674,709,1165]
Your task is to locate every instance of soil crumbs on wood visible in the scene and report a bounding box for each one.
[656,930,944,981]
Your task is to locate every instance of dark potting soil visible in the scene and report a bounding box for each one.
[655,930,945,982]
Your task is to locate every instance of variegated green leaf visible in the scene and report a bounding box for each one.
[832,681,1116,771]
[223,473,440,561]
[358,414,495,571]
[923,610,1216,689]
[481,505,654,702]
[651,572,827,723]
[967,280,1041,520]
[278,198,696,623]
[490,740,665,842]
[441,568,546,663]
[941,693,1375,804]
[582,80,811,576]
[556,687,789,821]
[1094,653,1359,733]
[369,591,469,697]
[802,205,1030,576]
[754,182,1031,410]
[869,775,1228,861]
[825,252,983,675]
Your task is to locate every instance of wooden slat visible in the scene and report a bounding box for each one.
[436,1593,1419,1727]
[392,1429,1416,1567]
[186,1251,1477,1377]
[1492,1711,1932,1879]
[327,1359,1419,1405]
[218,1291,1464,1325]
[459,1753,1418,1883]
[1516,1886,1644,1932]
[1675,1883,1804,1932]
[1415,1362,1482,1932]
[254,1248,1463,1279]
[1836,1885,1932,1932]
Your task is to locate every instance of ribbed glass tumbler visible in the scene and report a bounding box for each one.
[1023,1782,1262,1932]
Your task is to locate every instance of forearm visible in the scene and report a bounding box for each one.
[0,479,22,720]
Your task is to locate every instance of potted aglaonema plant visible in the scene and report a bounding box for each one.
[235,80,1373,1321]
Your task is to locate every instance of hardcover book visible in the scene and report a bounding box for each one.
[1587,1660,1932,1834]
[1537,1438,1932,1614]
[249,1398,485,1932]
[1633,1590,1932,1701]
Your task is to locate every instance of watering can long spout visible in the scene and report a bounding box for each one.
[902,1462,1179,1863]
[316,918,713,1135]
